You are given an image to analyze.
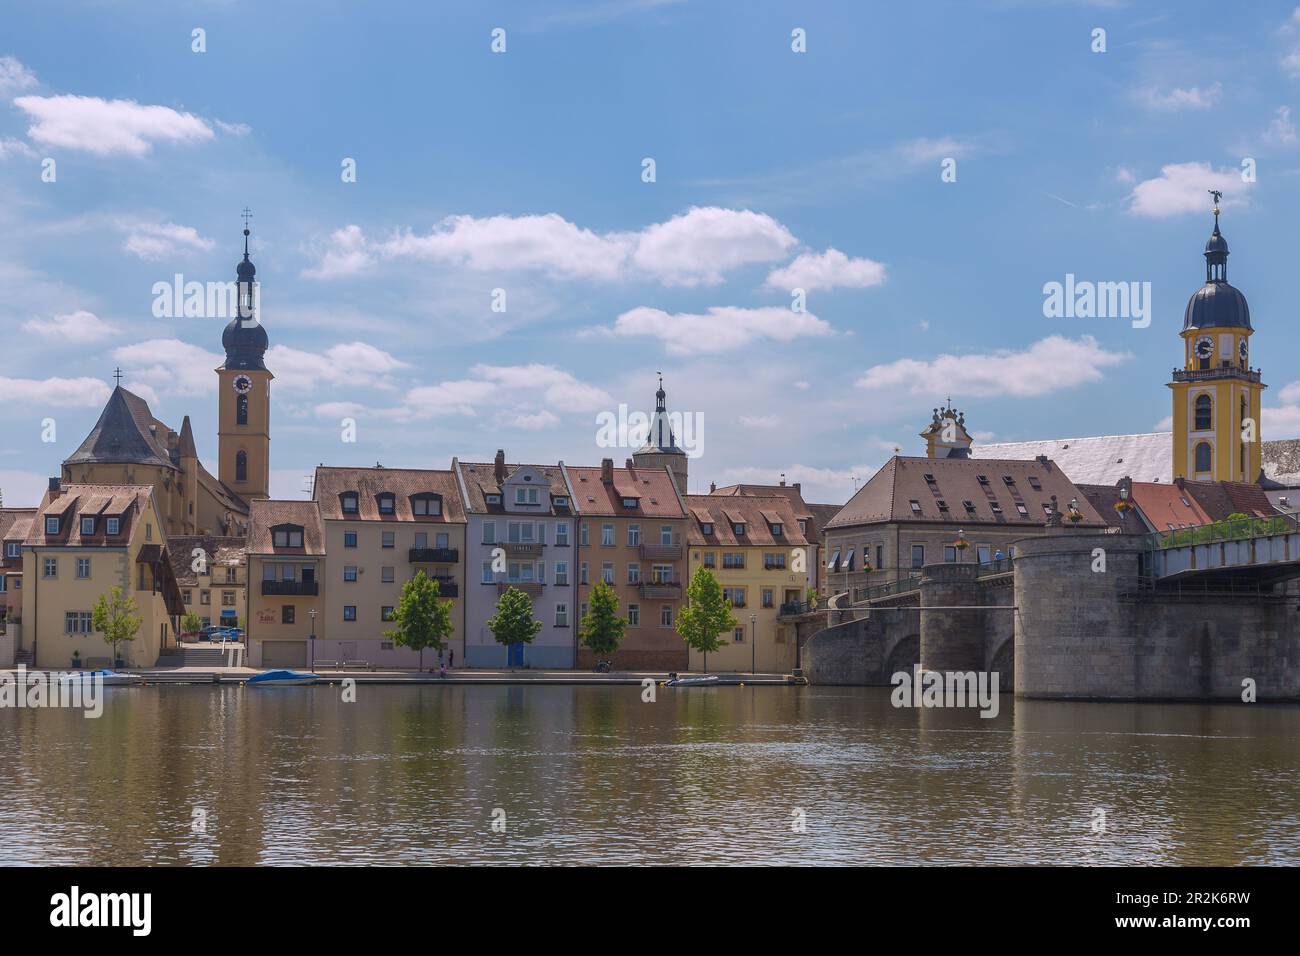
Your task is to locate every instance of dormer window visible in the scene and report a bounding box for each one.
[732,522,745,535]
[909,500,922,514]
[515,487,540,505]
[1027,476,1042,490]
[5,542,19,559]
[272,524,305,548]
[377,493,396,515]
[1002,476,1015,486]
[701,522,714,535]
[45,516,59,535]
[486,494,501,505]
[412,493,442,517]
[963,500,976,512]
[106,517,120,535]
[976,475,989,485]
[798,519,808,534]
[770,522,783,536]
[340,492,359,514]
[621,497,639,509]
[553,496,568,507]
[80,516,95,535]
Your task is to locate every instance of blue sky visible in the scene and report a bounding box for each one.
[4,0,1300,507]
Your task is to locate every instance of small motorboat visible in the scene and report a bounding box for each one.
[665,674,720,687]
[59,669,141,686]
[246,669,318,686]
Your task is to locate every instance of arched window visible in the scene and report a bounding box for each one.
[1194,442,1212,473]
[236,450,248,482]
[1194,394,1212,431]
[237,394,248,425]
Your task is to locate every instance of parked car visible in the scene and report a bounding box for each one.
[199,625,233,642]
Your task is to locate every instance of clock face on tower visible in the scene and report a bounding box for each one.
[1194,337,1213,360]
[232,374,253,394]
[1239,340,1248,363]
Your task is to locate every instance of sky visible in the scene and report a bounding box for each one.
[4,0,1300,509]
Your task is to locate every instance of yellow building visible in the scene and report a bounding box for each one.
[168,535,247,633]
[245,500,325,668]
[1170,205,1265,482]
[683,494,812,673]
[21,481,184,668]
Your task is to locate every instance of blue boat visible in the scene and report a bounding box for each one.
[246,669,318,686]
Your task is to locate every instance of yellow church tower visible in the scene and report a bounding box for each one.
[217,218,273,500]
[1170,196,1264,482]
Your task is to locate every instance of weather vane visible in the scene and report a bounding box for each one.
[1208,189,1222,209]
[241,207,253,230]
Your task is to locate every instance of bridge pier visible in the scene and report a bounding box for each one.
[919,563,985,673]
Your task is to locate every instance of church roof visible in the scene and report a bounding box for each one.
[971,432,1172,484]
[65,387,178,470]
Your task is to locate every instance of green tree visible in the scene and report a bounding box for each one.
[385,571,454,670]
[487,586,542,666]
[91,586,142,665]
[180,611,203,636]
[677,568,737,673]
[579,579,626,660]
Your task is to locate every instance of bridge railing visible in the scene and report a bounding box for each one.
[975,556,1014,576]
[1146,513,1300,551]
[853,575,921,603]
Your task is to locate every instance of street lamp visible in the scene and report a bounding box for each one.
[309,608,317,670]
[750,613,756,675]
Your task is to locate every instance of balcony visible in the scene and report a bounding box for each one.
[638,580,682,599]
[497,581,544,597]
[639,543,682,561]
[261,579,319,596]
[409,547,459,564]
[502,541,544,557]
[1171,366,1261,384]
[427,577,459,597]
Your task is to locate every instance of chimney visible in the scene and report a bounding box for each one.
[1175,476,1186,490]
[48,476,62,498]
[794,482,801,494]
[709,481,716,492]
[625,458,634,470]
[779,473,786,486]
[494,449,506,482]
[601,458,614,483]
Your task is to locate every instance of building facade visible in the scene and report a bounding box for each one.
[708,478,836,598]
[453,452,578,668]
[0,508,36,663]
[245,500,326,668]
[168,535,247,632]
[312,465,467,668]
[567,458,688,670]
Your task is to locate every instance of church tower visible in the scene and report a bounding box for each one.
[1169,198,1265,482]
[920,398,974,458]
[633,375,689,494]
[217,217,273,500]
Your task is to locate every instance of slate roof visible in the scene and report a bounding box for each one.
[565,463,684,518]
[65,387,178,470]
[683,494,808,547]
[313,466,466,522]
[825,456,1106,529]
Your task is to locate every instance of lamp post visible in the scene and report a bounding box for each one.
[309,608,317,670]
[750,613,756,675]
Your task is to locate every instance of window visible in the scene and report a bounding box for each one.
[106,517,120,536]
[734,627,745,643]
[64,611,92,634]
[555,524,569,546]
[282,606,295,625]
[273,526,304,548]
[990,502,1003,515]
[601,562,614,584]
[701,522,714,535]
[762,588,774,608]
[555,562,569,586]
[601,524,614,546]
[826,548,840,571]
[723,587,746,608]
[381,566,395,583]
[660,525,673,546]
[201,590,211,605]
[381,531,395,549]
[43,558,56,578]
[5,542,19,558]
[764,552,787,570]
[553,496,568,508]
[344,531,357,548]
[340,565,360,582]
[963,500,976,513]
[1195,441,1212,473]
[485,494,501,505]
[412,494,441,516]
[976,475,989,485]
[652,564,672,583]
[628,524,641,546]
[1027,476,1042,490]
[377,493,396,515]
[621,497,639,509]
[628,604,640,626]
[45,516,59,535]
[723,552,745,569]
[1194,394,1213,431]
[507,521,537,544]
[771,522,783,537]
[236,394,248,425]
[555,604,568,627]
[515,487,540,505]
[1016,503,1029,517]
[944,546,957,563]
[580,523,589,546]
[908,500,922,515]
[911,545,924,568]
[235,451,247,482]
[222,591,235,606]
[344,606,357,621]
[381,606,395,622]
[481,562,494,584]
[77,557,90,579]
[146,523,152,541]
[339,492,359,514]
[580,562,589,585]
[80,516,95,536]
[876,545,883,569]
[977,546,991,563]
[182,589,192,603]
[703,552,716,568]
[660,605,673,627]
[936,500,949,513]
[732,522,745,536]
[482,522,496,545]
[226,567,238,583]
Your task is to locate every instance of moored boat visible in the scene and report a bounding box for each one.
[58,669,141,686]
[246,669,319,686]
[665,674,720,687]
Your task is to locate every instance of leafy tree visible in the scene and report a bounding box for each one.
[580,579,625,659]
[181,611,204,636]
[677,568,737,673]
[92,586,142,665]
[385,571,454,670]
[488,586,542,665]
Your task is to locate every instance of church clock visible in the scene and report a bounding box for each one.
[1194,336,1213,361]
[232,374,253,394]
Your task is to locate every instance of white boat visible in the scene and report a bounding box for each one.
[59,669,141,686]
[246,669,318,686]
[665,675,720,687]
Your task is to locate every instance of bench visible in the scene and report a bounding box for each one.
[343,660,374,672]
[313,659,342,670]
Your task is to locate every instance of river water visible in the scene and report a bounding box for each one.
[0,684,1295,865]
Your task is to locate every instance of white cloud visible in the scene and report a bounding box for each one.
[857,336,1130,398]
[598,305,832,355]
[764,248,886,292]
[1133,83,1221,112]
[398,364,610,423]
[498,409,561,429]
[739,414,779,427]
[1127,163,1247,218]
[1281,8,1300,77]
[13,95,215,156]
[1266,105,1297,145]
[1153,415,1174,431]
[121,221,214,259]
[0,375,110,408]
[0,137,36,160]
[305,206,796,287]
[265,342,410,392]
[1265,379,1300,437]
[0,56,36,95]
[22,309,117,342]
[113,339,223,398]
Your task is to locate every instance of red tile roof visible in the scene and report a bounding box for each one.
[247,500,326,555]
[313,466,466,522]
[24,484,153,548]
[565,463,684,517]
[683,494,808,546]
[1128,482,1213,531]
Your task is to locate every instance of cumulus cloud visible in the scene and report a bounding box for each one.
[856,336,1130,398]
[597,305,832,355]
[1133,83,1222,112]
[13,95,215,156]
[0,56,36,95]
[113,339,223,397]
[1281,8,1300,77]
[265,342,410,392]
[22,310,117,342]
[764,248,886,292]
[0,137,36,160]
[1266,105,1297,145]
[399,364,611,422]
[0,375,110,408]
[1265,379,1300,437]
[121,221,215,259]
[1126,162,1247,218]
[304,206,796,287]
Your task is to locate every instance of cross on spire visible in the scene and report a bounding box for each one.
[241,207,253,230]
[113,367,123,385]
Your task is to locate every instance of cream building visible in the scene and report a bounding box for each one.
[245,500,325,669]
[168,535,248,632]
